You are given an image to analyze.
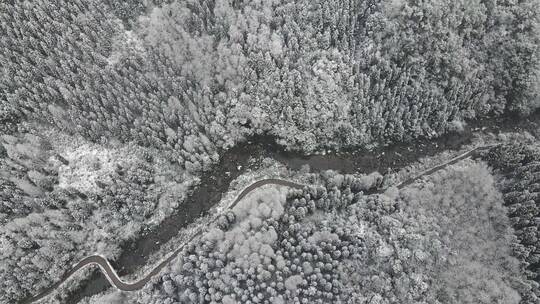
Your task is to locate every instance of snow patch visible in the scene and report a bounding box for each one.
[57,144,135,193]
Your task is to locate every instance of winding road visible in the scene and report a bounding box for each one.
[395,144,498,188]
[24,179,306,303]
[25,145,498,303]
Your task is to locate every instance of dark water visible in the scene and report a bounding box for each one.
[36,110,540,303]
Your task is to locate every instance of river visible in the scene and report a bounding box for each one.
[21,110,539,303]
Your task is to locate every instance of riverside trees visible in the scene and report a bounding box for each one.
[136,161,528,304]
[0,132,189,303]
[1,0,539,154]
[483,143,540,303]
[1,0,539,302]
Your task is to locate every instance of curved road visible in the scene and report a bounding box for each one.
[395,144,498,189]
[26,145,498,303]
[25,179,306,303]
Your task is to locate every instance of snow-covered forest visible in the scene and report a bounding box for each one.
[2,0,539,153]
[1,0,539,303]
[0,131,194,303]
[88,159,538,304]
[484,144,540,291]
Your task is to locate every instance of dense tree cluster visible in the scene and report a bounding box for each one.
[2,0,539,154]
[135,177,371,304]
[1,0,539,302]
[391,161,532,304]
[135,161,526,303]
[0,0,219,172]
[0,132,187,303]
[483,143,540,302]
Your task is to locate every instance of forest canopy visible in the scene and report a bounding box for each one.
[1,0,539,303]
[128,161,531,304]
[1,0,539,154]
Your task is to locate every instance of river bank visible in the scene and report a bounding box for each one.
[26,110,539,304]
